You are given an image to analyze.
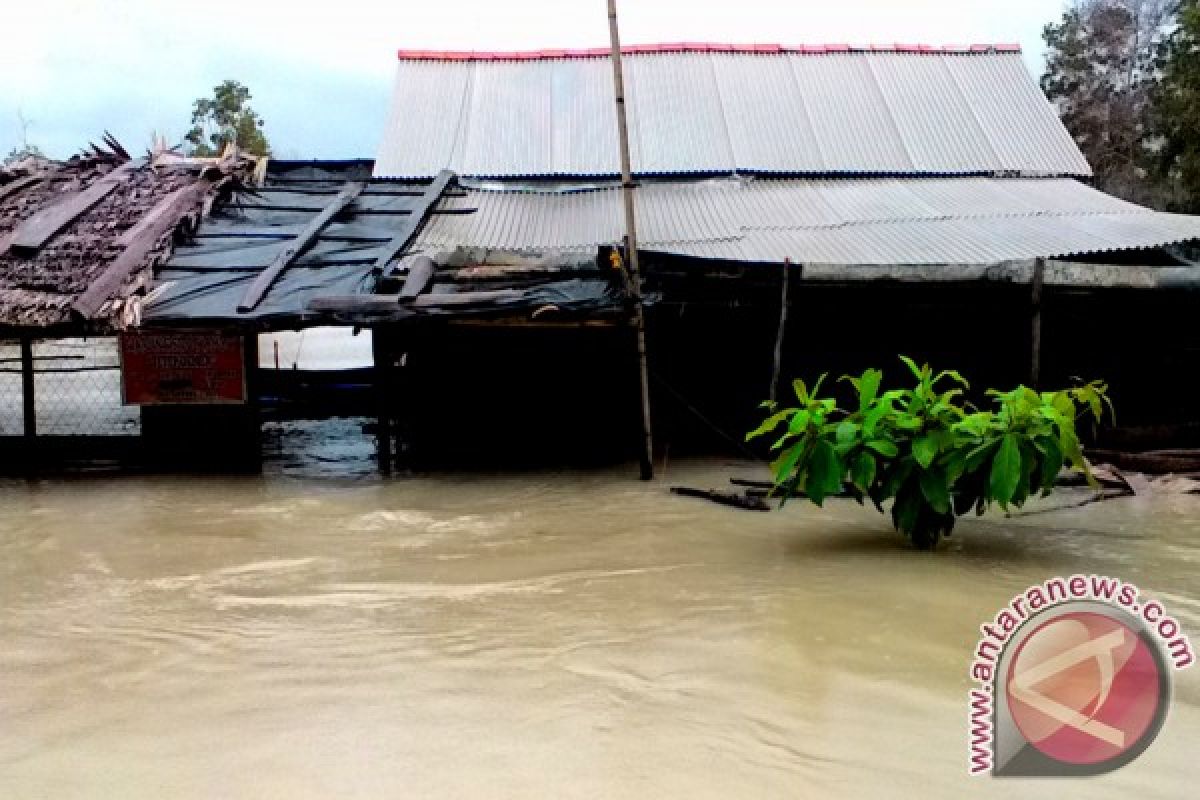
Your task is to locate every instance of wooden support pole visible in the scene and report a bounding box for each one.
[769,258,793,404]
[20,335,36,442]
[242,333,263,474]
[608,0,654,481]
[1031,257,1045,389]
[372,327,393,475]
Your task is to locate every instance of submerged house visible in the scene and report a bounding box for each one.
[0,144,258,467]
[6,43,1200,471]
[360,43,1200,460]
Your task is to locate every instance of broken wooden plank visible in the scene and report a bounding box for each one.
[307,295,403,313]
[72,180,213,319]
[412,289,523,307]
[236,180,367,313]
[6,162,135,253]
[370,170,455,272]
[670,487,771,512]
[399,256,436,299]
[0,175,42,204]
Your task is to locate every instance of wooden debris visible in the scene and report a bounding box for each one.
[399,256,436,299]
[73,180,213,319]
[369,170,455,273]
[0,175,42,204]
[237,180,367,313]
[671,486,772,511]
[5,162,135,254]
[1,138,258,329]
[412,289,523,307]
[730,477,776,490]
[1089,449,1200,474]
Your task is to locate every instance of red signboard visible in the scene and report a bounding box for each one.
[120,332,246,405]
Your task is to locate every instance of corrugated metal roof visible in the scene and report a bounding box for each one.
[414,177,1200,265]
[376,47,1090,179]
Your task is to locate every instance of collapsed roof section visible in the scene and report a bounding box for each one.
[145,161,463,325]
[0,140,255,330]
[376,44,1091,179]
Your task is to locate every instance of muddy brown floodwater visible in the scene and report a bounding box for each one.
[1,457,1198,798]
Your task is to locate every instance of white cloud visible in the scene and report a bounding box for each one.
[1,0,1063,160]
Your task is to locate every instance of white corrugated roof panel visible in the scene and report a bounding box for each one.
[413,177,1200,265]
[377,46,1092,179]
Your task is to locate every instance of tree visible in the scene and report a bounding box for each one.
[185,80,270,157]
[1041,0,1173,206]
[1157,0,1200,212]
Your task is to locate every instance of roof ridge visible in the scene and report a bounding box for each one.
[397,43,1023,61]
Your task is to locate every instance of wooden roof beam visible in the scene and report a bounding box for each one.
[236,180,367,313]
[370,170,456,274]
[72,179,213,320]
[0,175,42,204]
[3,162,136,254]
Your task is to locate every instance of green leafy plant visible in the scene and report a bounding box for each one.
[747,357,1112,549]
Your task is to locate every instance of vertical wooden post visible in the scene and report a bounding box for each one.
[608,0,654,481]
[372,326,393,475]
[243,332,263,474]
[769,259,792,404]
[1030,258,1045,389]
[20,334,36,444]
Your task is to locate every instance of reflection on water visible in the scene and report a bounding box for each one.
[1,437,1197,797]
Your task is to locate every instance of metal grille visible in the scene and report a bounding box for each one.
[0,337,139,438]
[32,338,139,436]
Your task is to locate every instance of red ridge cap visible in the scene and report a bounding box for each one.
[396,42,1023,61]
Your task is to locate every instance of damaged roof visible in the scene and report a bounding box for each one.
[144,162,458,325]
[0,142,253,330]
[376,44,1091,180]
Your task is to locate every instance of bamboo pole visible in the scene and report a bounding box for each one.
[769,258,792,403]
[1031,257,1045,388]
[607,0,654,481]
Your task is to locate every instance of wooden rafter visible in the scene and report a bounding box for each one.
[236,180,368,313]
[72,179,213,319]
[4,162,135,254]
[370,170,455,274]
[0,175,42,204]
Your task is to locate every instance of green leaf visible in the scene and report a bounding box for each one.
[919,469,951,514]
[879,458,914,501]
[865,439,899,457]
[851,451,877,493]
[770,443,807,487]
[899,355,923,380]
[934,369,969,388]
[787,409,811,434]
[810,373,828,400]
[989,434,1022,506]
[858,369,883,410]
[747,408,794,441]
[891,485,922,535]
[792,379,808,404]
[835,420,860,446]
[1034,436,1064,490]
[805,439,843,506]
[912,435,938,469]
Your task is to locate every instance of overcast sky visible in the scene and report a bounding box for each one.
[2,0,1068,161]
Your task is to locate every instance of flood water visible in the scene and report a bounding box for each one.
[1,439,1198,797]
